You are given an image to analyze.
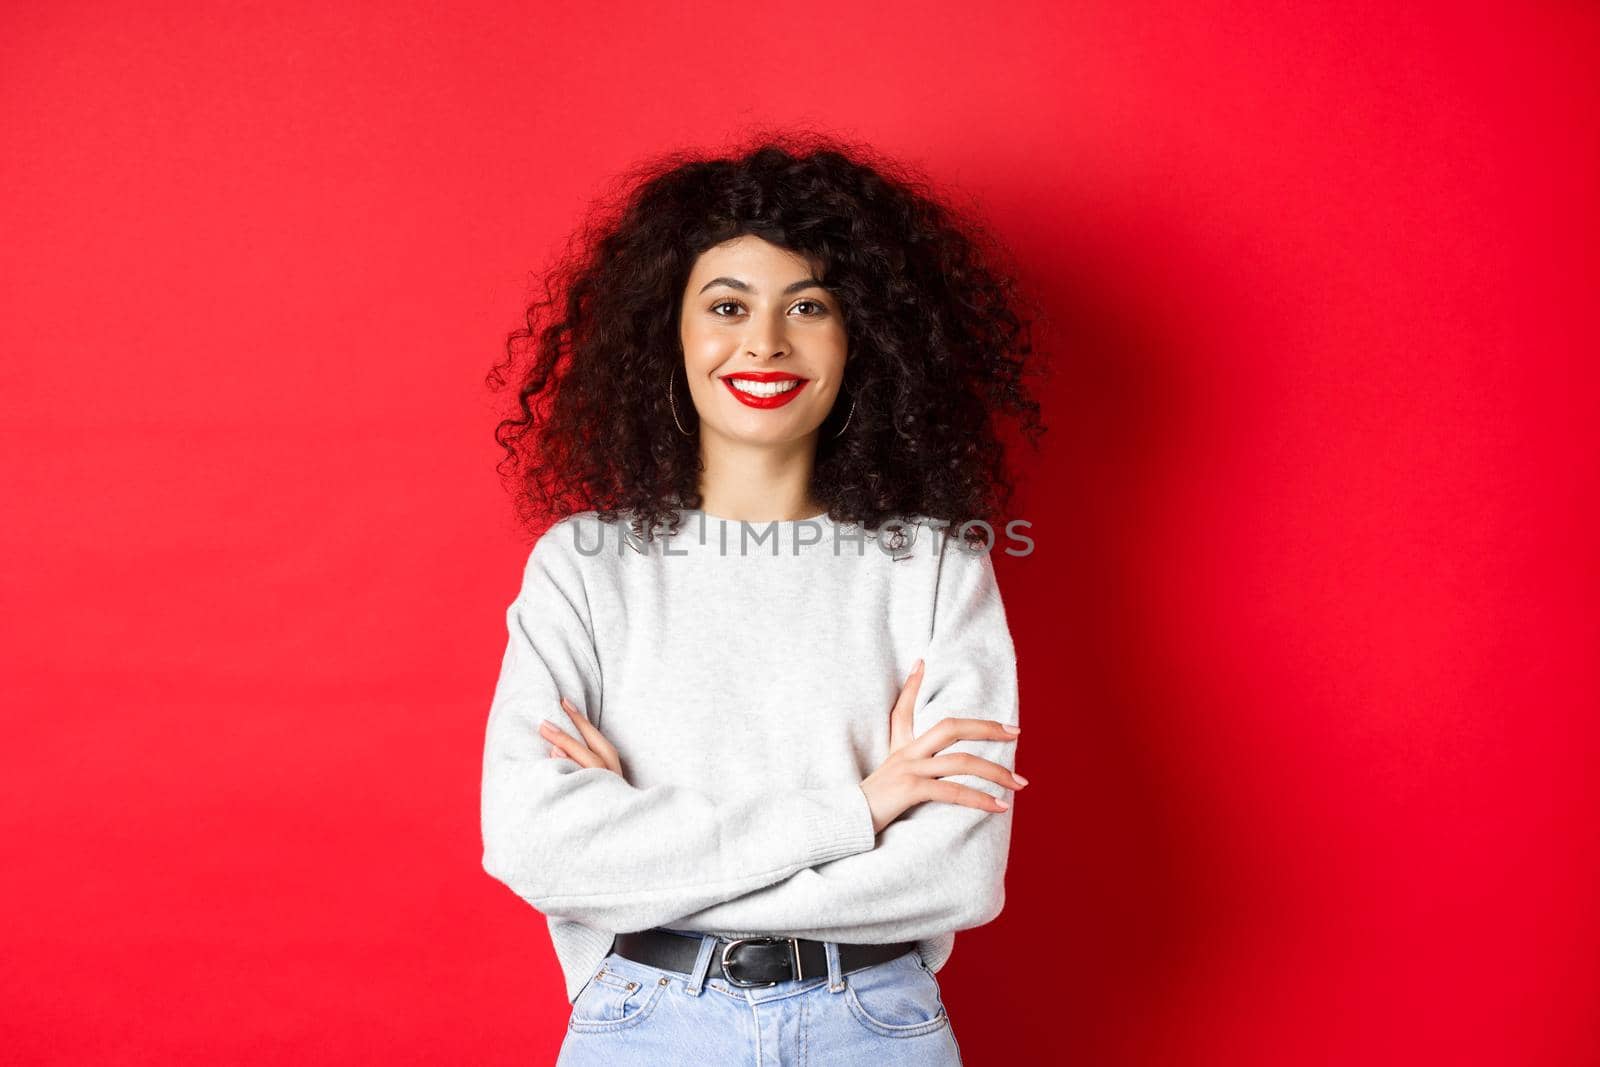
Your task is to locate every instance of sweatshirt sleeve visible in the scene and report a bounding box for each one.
[663,533,1019,941]
[479,525,880,933]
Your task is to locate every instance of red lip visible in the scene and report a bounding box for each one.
[719,371,810,409]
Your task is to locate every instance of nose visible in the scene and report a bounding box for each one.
[743,314,789,361]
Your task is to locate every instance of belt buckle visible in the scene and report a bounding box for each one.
[720,936,801,988]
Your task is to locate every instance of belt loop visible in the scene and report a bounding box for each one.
[684,934,719,996]
[825,940,845,993]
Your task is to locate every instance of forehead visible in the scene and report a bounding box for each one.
[686,234,821,281]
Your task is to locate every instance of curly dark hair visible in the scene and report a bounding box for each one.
[487,128,1049,545]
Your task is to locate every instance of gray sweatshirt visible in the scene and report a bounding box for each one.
[479,508,1020,1003]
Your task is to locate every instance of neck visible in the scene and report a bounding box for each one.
[696,427,824,521]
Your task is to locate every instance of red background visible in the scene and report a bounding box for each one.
[3,3,1595,1064]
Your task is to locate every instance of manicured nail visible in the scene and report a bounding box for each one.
[1003,723,1021,734]
[1013,773,1029,787]
[995,799,1010,810]
[914,659,924,674]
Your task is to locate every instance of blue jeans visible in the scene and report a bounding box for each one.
[554,930,965,1066]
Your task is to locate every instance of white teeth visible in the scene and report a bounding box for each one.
[727,378,801,397]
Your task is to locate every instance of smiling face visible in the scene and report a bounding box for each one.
[678,234,849,448]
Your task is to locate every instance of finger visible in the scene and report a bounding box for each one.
[561,697,623,770]
[537,719,577,752]
[560,697,624,776]
[558,739,604,770]
[918,776,1011,813]
[902,716,1019,761]
[888,659,924,753]
[538,720,604,771]
[548,744,569,760]
[909,752,1027,792]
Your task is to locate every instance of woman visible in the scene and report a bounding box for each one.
[480,133,1046,1066]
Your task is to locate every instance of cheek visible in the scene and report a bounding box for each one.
[680,327,729,369]
[822,332,850,375]
[823,322,849,359]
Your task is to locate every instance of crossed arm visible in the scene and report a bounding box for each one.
[480,527,1021,940]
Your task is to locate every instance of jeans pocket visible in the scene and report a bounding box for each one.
[843,950,951,1039]
[567,956,668,1033]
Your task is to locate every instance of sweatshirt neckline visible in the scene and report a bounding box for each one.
[679,507,834,528]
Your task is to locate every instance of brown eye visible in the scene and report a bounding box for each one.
[710,300,743,316]
[793,300,828,316]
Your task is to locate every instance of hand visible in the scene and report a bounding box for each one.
[858,659,1025,835]
[537,697,625,778]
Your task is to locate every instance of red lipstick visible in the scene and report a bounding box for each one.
[719,371,810,409]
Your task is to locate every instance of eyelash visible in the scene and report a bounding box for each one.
[709,299,829,318]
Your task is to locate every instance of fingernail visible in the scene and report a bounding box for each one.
[995,799,1011,810]
[1013,773,1029,787]
[914,659,924,673]
[1003,723,1021,734]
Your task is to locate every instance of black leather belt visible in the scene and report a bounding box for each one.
[613,928,917,989]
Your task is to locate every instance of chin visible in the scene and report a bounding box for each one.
[712,417,819,445]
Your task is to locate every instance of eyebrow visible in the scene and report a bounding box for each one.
[697,276,830,296]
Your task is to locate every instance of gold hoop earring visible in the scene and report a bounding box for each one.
[668,366,695,437]
[830,391,856,439]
